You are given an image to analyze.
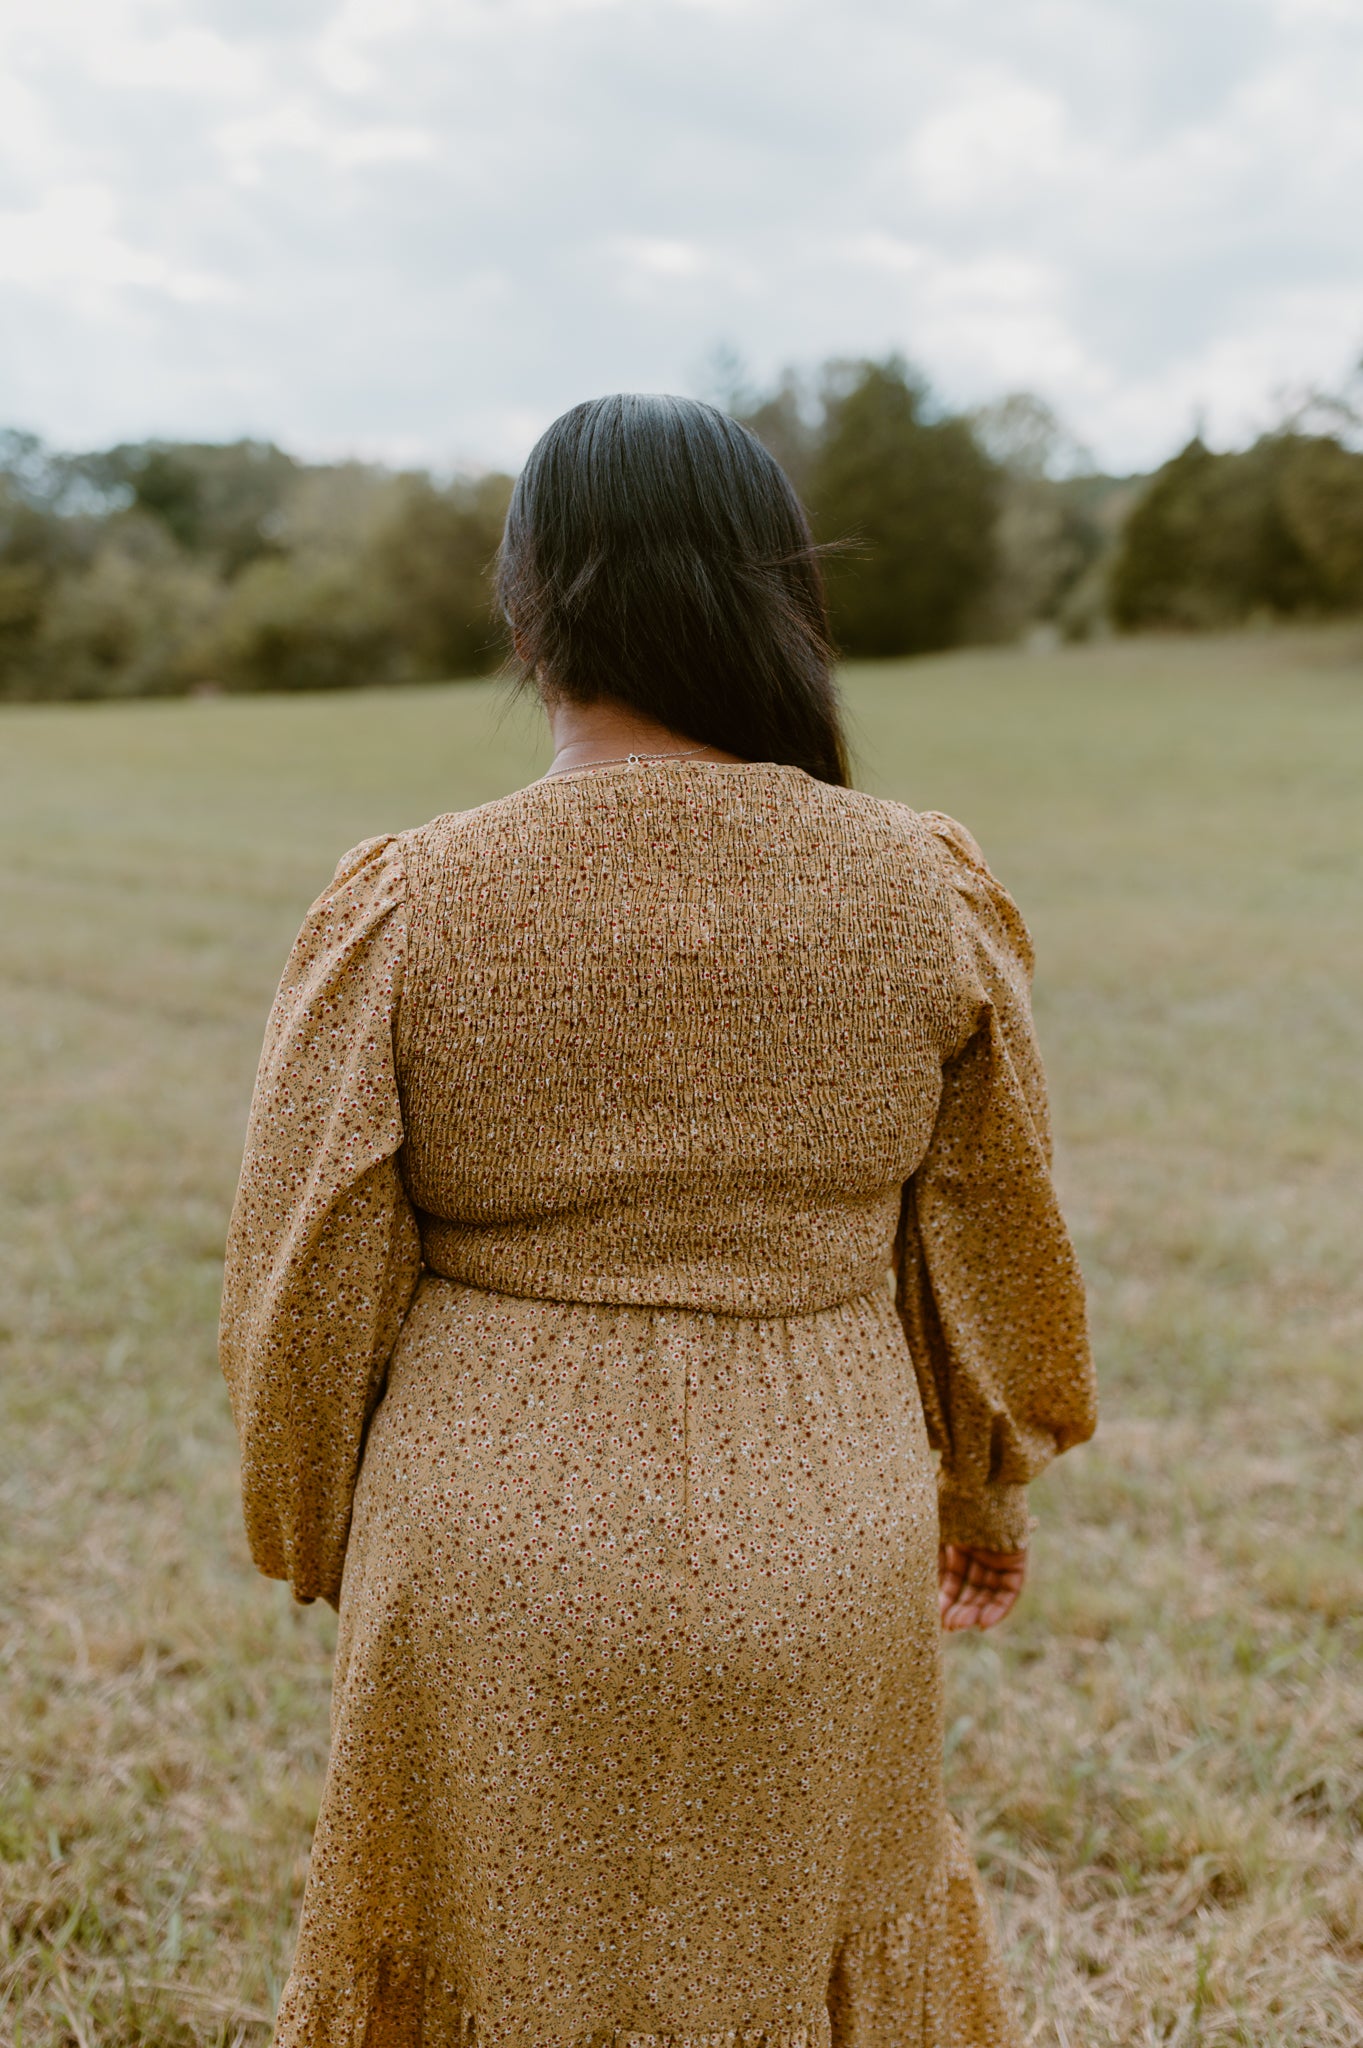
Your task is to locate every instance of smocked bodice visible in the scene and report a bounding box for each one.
[397,763,971,1314]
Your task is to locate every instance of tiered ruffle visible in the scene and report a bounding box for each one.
[828,1821,1020,2047]
[275,1819,1017,2048]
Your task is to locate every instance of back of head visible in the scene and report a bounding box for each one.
[497,393,849,786]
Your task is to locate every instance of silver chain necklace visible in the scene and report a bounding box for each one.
[545,743,711,777]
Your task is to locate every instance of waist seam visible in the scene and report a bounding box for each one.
[416,1264,895,1322]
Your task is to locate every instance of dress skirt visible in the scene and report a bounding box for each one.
[273,1276,1021,2047]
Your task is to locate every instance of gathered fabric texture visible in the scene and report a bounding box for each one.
[220,760,1095,2047]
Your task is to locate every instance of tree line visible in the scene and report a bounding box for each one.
[1,356,1360,702]
[0,435,513,701]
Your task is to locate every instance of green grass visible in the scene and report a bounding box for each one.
[2,624,1361,2046]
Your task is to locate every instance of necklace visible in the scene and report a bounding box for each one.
[544,743,711,778]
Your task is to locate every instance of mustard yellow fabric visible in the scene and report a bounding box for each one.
[221,759,1096,2048]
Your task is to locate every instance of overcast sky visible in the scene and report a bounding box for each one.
[2,0,1361,476]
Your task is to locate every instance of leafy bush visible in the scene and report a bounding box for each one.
[1111,432,1363,629]
[0,437,512,701]
[33,524,225,699]
[205,555,398,695]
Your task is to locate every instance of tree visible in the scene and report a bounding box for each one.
[0,464,105,698]
[970,391,1093,481]
[184,464,513,694]
[1108,437,1219,629]
[966,393,1103,640]
[804,358,999,657]
[1280,436,1363,608]
[90,439,299,575]
[31,521,224,699]
[729,372,820,499]
[1110,430,1363,629]
[366,472,513,680]
[205,553,399,694]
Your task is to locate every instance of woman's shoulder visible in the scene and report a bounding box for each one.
[312,832,410,929]
[828,792,1033,963]
[328,831,407,887]
[909,807,989,872]
[837,792,1003,886]
[811,785,987,875]
[327,781,610,892]
[397,790,538,876]
[900,807,1035,977]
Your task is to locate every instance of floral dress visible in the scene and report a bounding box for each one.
[221,759,1096,2048]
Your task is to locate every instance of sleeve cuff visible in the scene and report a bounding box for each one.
[937,1477,1032,1552]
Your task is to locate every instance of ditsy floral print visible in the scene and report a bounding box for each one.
[221,760,1096,2047]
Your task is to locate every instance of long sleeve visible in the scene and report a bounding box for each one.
[220,834,423,1606]
[895,812,1097,1552]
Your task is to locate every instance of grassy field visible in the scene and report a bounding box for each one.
[1,627,1361,2047]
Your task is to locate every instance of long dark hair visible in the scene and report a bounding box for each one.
[496,393,850,786]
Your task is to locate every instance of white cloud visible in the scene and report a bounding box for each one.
[0,3,264,97]
[1271,0,1357,19]
[611,236,711,280]
[843,232,928,277]
[214,105,441,186]
[0,185,235,307]
[604,236,760,306]
[0,0,1360,473]
[918,257,1093,392]
[907,77,1077,209]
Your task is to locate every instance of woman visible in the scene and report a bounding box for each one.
[221,393,1096,2047]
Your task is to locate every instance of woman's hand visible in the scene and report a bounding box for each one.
[938,1545,1027,1631]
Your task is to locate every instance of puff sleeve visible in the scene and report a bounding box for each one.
[220,835,423,1606]
[895,812,1097,1553]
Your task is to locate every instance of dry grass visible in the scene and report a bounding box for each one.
[2,625,1361,2045]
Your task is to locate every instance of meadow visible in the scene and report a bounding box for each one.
[1,627,1360,2047]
